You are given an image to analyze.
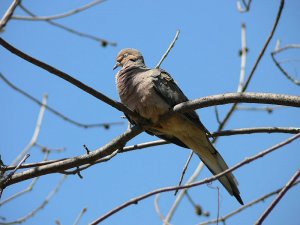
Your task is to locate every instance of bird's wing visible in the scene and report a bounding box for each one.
[151,69,211,137]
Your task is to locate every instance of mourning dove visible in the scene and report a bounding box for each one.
[114,48,243,205]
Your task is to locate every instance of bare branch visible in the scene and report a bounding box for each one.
[18,4,116,47]
[175,151,194,194]
[155,30,180,69]
[217,0,285,132]
[254,170,300,225]
[2,126,143,188]
[89,133,300,224]
[172,93,300,114]
[0,73,123,129]
[154,194,168,224]
[73,207,88,225]
[271,43,300,86]
[12,94,47,165]
[12,0,106,21]
[0,151,50,206]
[164,163,204,224]
[2,126,299,175]
[0,38,139,121]
[237,23,248,92]
[236,105,283,113]
[237,0,253,13]
[199,180,300,225]
[0,0,21,31]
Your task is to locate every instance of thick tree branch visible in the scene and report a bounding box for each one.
[2,126,143,188]
[172,93,300,114]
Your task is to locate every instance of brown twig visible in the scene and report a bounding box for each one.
[18,4,116,47]
[175,152,194,195]
[12,0,106,21]
[89,133,300,224]
[199,179,300,225]
[254,170,300,225]
[156,30,180,69]
[0,0,21,31]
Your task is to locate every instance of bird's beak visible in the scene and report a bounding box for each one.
[113,62,121,70]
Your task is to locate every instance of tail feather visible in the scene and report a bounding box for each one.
[180,131,244,205]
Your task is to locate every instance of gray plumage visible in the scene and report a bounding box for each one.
[114,48,243,205]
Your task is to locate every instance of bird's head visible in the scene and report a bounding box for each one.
[113,48,145,70]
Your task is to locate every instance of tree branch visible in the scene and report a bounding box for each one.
[12,0,106,21]
[155,30,180,69]
[254,170,300,225]
[199,179,300,225]
[0,37,138,120]
[0,73,123,129]
[0,0,21,31]
[89,133,300,224]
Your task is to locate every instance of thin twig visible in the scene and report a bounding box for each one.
[199,180,300,225]
[0,73,123,129]
[0,151,50,206]
[155,30,180,69]
[0,175,66,225]
[18,4,116,47]
[236,105,283,113]
[0,0,21,31]
[0,154,30,190]
[237,0,252,13]
[237,23,248,92]
[12,94,47,165]
[217,0,285,132]
[89,133,300,225]
[254,170,300,225]
[175,152,194,195]
[164,163,204,224]
[73,207,88,225]
[214,107,222,126]
[271,43,300,86]
[154,194,168,224]
[12,0,106,21]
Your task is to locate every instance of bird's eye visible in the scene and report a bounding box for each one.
[123,53,129,58]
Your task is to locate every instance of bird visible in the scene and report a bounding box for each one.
[113,48,243,205]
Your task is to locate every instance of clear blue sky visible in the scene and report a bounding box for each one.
[1,0,299,225]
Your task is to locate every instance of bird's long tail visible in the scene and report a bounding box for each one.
[181,132,244,205]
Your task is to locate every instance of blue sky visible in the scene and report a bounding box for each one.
[0,0,299,225]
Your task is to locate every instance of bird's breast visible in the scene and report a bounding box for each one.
[117,72,169,123]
